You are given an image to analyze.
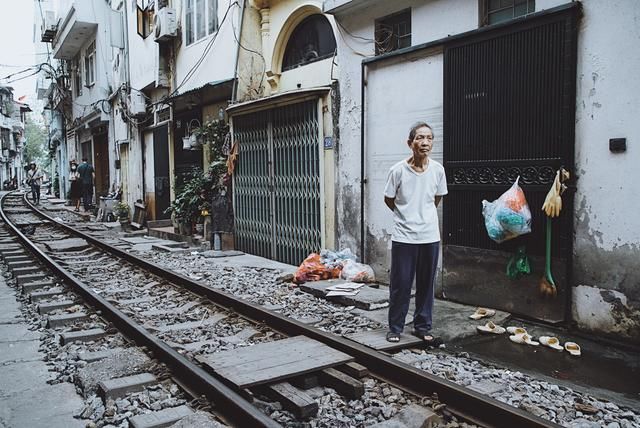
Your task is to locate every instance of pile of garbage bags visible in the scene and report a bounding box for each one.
[293,248,375,284]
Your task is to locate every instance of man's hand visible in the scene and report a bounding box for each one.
[384,196,396,211]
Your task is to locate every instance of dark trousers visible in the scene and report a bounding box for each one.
[81,183,93,211]
[388,241,440,334]
[30,184,40,204]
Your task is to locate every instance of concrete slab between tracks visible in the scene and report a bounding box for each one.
[44,238,90,252]
[0,274,85,428]
[299,280,390,310]
[197,335,354,388]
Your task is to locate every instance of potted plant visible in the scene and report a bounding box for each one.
[165,169,212,236]
[113,201,130,228]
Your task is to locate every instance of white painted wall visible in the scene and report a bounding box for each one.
[331,0,475,261]
[173,0,240,94]
[364,51,444,275]
[125,0,157,91]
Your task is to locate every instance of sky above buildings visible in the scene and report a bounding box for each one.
[0,0,39,105]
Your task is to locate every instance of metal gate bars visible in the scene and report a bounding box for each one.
[233,100,323,266]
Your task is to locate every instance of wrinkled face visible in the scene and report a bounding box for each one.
[408,126,434,157]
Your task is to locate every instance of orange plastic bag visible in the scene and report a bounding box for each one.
[504,183,527,211]
[293,253,341,284]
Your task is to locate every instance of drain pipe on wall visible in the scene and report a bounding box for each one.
[359,61,366,263]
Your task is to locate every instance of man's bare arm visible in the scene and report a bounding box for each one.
[435,196,443,207]
[385,196,396,211]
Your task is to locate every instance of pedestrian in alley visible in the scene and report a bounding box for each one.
[77,157,95,212]
[69,160,81,211]
[26,161,44,205]
[383,122,448,345]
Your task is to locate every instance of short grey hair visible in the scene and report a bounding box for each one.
[407,122,434,141]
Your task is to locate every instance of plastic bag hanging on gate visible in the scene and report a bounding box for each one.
[506,246,531,279]
[482,176,532,243]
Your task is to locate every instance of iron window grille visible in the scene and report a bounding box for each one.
[480,0,536,26]
[185,0,218,46]
[282,14,337,71]
[374,8,411,56]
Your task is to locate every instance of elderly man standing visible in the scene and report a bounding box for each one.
[26,161,44,205]
[383,122,448,345]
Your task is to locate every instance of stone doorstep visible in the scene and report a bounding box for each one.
[22,280,56,294]
[47,312,90,328]
[16,273,49,286]
[38,300,76,314]
[128,405,194,428]
[151,244,191,253]
[59,328,107,345]
[29,287,65,303]
[98,373,158,401]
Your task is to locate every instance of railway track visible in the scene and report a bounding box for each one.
[0,191,560,428]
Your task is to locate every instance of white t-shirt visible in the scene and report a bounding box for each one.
[384,158,448,244]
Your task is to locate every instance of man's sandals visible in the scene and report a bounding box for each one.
[412,330,443,347]
[386,331,401,343]
[386,330,443,347]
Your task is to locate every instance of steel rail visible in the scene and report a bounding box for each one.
[0,192,280,428]
[13,194,561,428]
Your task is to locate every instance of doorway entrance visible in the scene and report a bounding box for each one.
[93,133,110,197]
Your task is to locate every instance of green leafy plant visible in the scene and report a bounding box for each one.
[166,120,231,235]
[191,119,229,160]
[113,201,130,221]
[165,168,212,223]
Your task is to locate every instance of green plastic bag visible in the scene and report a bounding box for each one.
[506,246,531,279]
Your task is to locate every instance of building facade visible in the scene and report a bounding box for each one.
[325,0,640,343]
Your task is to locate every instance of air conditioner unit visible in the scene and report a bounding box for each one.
[154,8,177,42]
[129,92,147,116]
[41,10,57,42]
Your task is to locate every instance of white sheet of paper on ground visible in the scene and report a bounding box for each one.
[326,282,364,291]
[326,289,361,296]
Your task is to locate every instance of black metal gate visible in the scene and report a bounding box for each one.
[442,7,579,322]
